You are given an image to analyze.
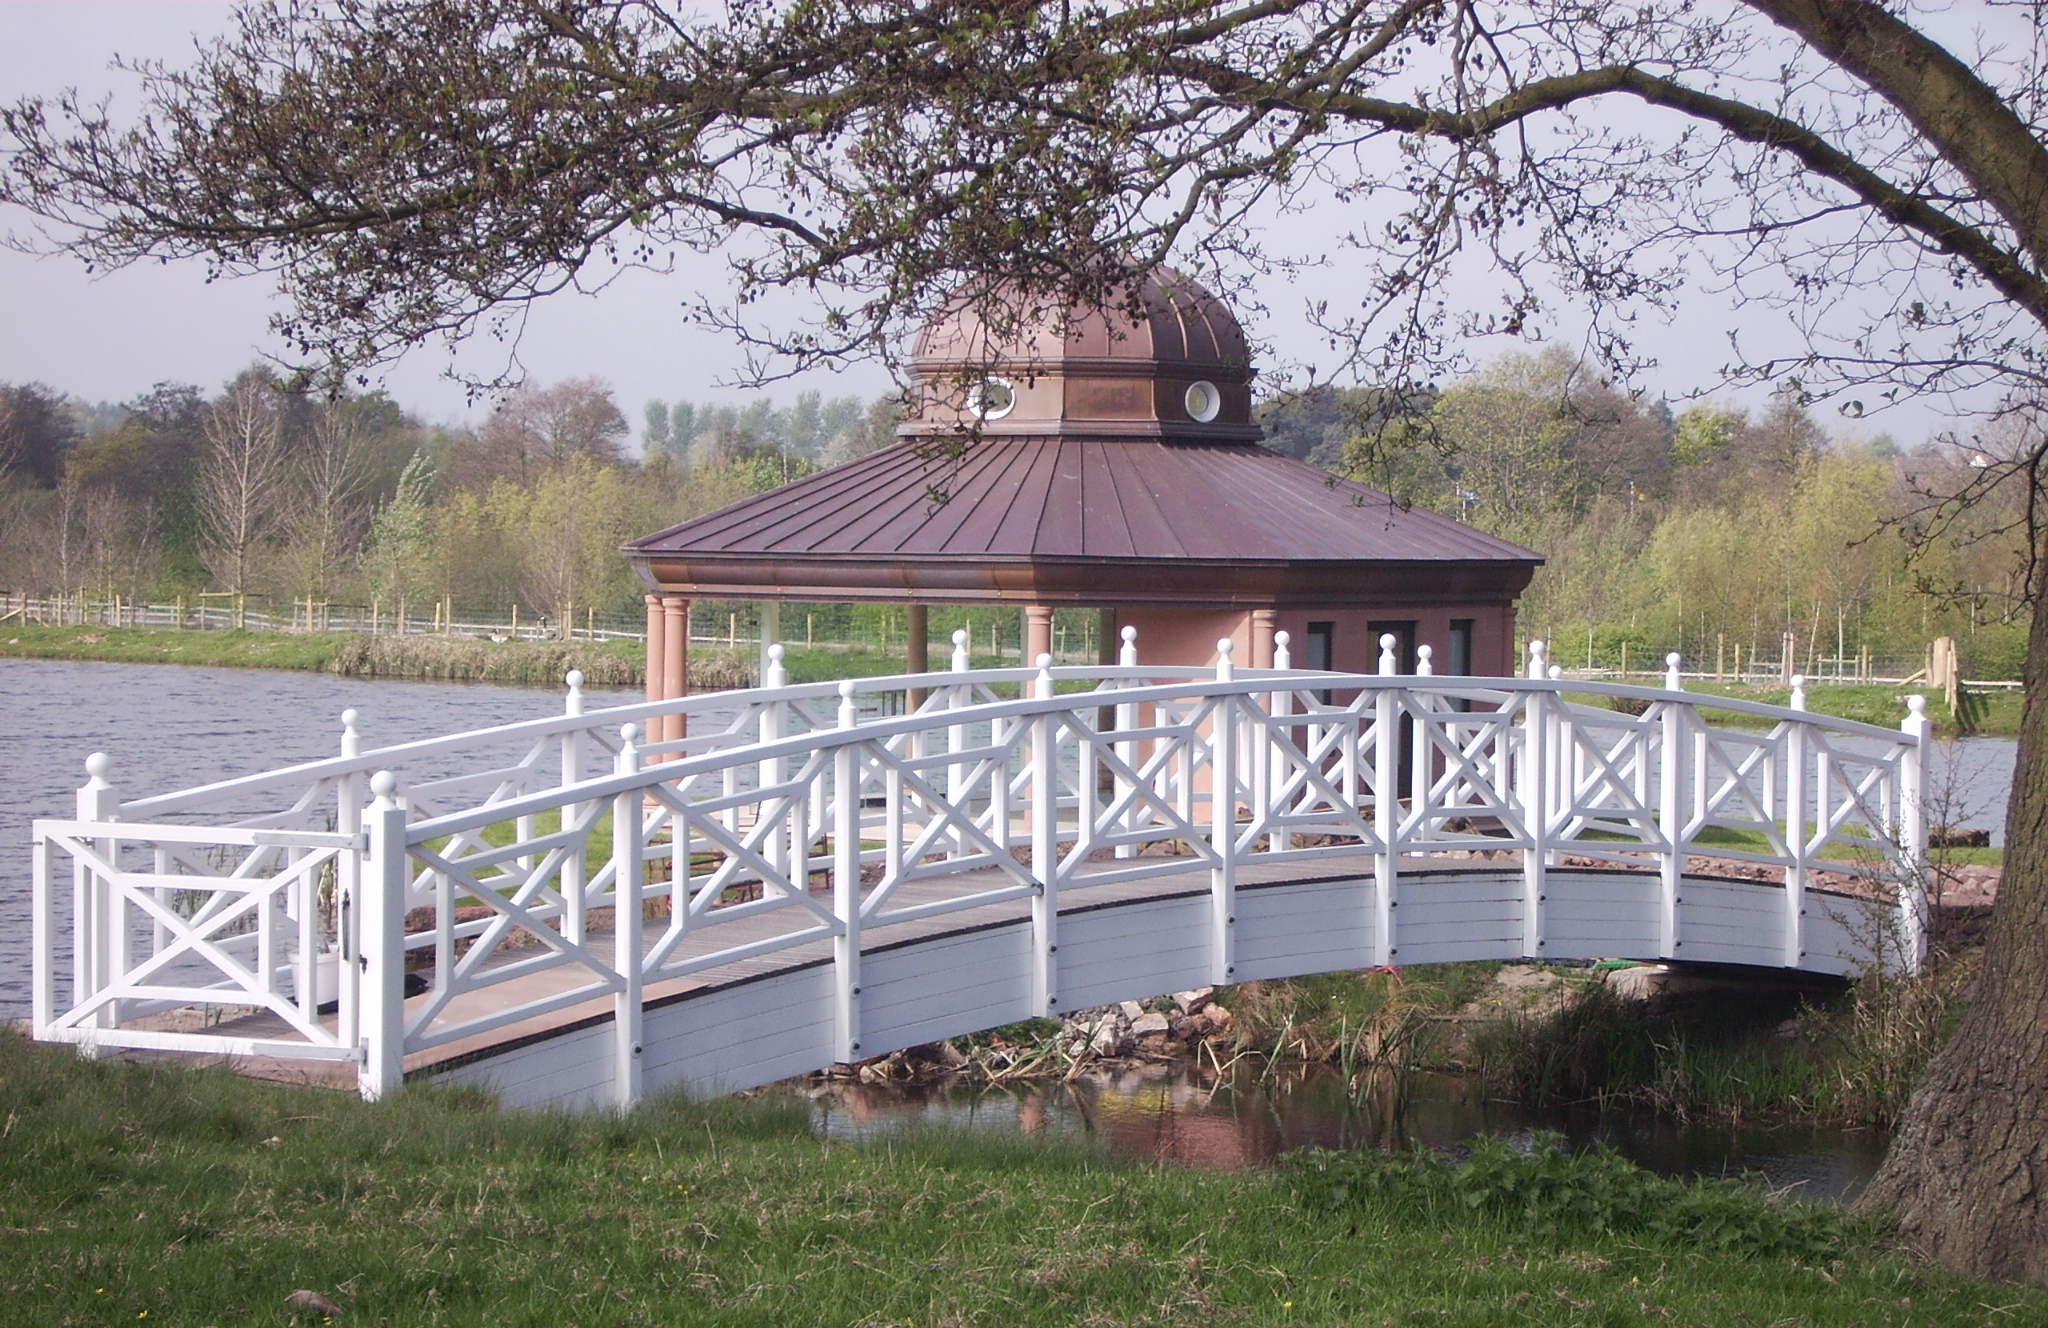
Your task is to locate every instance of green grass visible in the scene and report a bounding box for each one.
[1626,680,2021,738]
[2,1029,2038,1326]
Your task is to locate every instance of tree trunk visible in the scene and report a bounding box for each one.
[1858,584,2048,1284]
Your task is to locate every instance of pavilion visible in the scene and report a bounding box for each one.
[624,269,1541,726]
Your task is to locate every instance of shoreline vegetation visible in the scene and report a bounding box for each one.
[3,1029,2040,1325]
[0,623,2020,735]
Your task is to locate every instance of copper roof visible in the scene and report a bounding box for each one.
[627,439,1541,605]
[912,267,1251,378]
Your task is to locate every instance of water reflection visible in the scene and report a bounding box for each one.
[807,1062,1890,1202]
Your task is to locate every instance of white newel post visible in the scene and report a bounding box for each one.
[333,710,364,1049]
[832,683,863,1061]
[1784,678,1809,968]
[1116,626,1140,858]
[77,753,119,1041]
[948,629,971,860]
[1269,631,1293,855]
[1898,695,1931,974]
[1209,639,1237,984]
[1658,653,1686,957]
[1410,644,1434,811]
[361,771,408,1100]
[562,672,588,946]
[759,646,788,876]
[1031,656,1060,1013]
[612,725,645,1107]
[1518,643,1549,959]
[1373,634,1400,966]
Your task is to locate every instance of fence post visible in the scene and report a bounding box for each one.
[1209,639,1238,984]
[1897,696,1931,974]
[612,725,645,1107]
[760,644,789,876]
[1784,677,1809,968]
[1269,631,1292,855]
[76,753,119,1042]
[1031,655,1061,1013]
[1518,643,1548,961]
[1410,643,1434,810]
[947,629,970,859]
[1658,654,1686,958]
[832,683,863,1062]
[332,710,364,1049]
[1116,626,1141,859]
[561,672,588,946]
[360,772,408,1100]
[1373,634,1401,966]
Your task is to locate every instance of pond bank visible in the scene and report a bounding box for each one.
[5,1028,2037,1325]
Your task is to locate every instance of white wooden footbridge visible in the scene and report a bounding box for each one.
[29,633,1930,1110]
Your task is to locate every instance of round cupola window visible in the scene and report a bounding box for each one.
[971,376,1016,420]
[1184,380,1221,422]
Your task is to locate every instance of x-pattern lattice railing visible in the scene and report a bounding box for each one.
[32,635,1930,1103]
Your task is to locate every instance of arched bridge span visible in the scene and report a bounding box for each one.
[30,636,1930,1109]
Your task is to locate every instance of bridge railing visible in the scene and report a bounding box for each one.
[30,633,1930,1099]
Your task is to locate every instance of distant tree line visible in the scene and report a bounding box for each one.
[0,371,905,639]
[0,353,2026,673]
[1259,348,2032,678]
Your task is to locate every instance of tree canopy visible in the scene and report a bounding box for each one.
[7,0,2048,1287]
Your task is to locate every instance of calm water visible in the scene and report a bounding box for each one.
[808,1063,1892,1200]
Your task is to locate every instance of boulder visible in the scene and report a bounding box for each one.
[1131,1011,1171,1037]
[1173,987,1214,1014]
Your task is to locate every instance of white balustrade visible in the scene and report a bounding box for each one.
[30,649,1932,1103]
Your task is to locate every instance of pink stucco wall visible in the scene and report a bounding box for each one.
[1115,602,1519,679]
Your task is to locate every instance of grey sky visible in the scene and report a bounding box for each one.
[0,1,1978,445]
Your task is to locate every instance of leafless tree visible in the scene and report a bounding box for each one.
[284,399,371,601]
[196,373,288,595]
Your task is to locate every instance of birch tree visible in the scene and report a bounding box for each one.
[196,372,287,596]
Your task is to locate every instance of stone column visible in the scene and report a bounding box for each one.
[1024,604,1054,665]
[906,602,930,710]
[645,593,666,714]
[661,595,690,744]
[1251,608,1278,670]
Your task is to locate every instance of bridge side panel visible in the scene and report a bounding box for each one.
[1674,879,1792,969]
[1232,878,1374,982]
[426,1022,616,1111]
[860,923,1034,1053]
[1388,872,1523,966]
[1055,896,1213,1011]
[639,966,839,1098]
[1540,871,1662,962]
[1792,893,1887,977]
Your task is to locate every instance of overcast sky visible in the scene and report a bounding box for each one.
[0,0,1981,446]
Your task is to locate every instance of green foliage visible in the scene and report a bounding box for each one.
[1287,1135,1858,1262]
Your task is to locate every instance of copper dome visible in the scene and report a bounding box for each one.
[901,267,1260,442]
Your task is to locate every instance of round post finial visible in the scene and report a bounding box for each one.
[1215,637,1235,682]
[1380,632,1400,676]
[1664,652,1684,692]
[1415,642,1434,677]
[1904,693,1930,737]
[765,642,787,689]
[1035,652,1055,699]
[618,722,641,771]
[369,770,400,807]
[340,708,361,758]
[838,679,860,727]
[951,628,971,672]
[564,669,585,716]
[1789,675,1807,711]
[1273,629,1291,671]
[1119,624,1138,668]
[83,752,113,787]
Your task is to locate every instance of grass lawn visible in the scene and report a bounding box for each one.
[2,1030,2039,1326]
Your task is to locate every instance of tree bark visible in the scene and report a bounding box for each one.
[1858,577,2048,1285]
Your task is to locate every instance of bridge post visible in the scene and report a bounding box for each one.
[1519,643,1547,960]
[72,754,118,1043]
[1210,640,1238,984]
[1658,654,1687,957]
[948,630,970,860]
[612,726,646,1107]
[832,684,864,1061]
[1784,678,1809,967]
[360,772,408,1101]
[1115,626,1139,859]
[1897,696,1931,974]
[562,673,588,949]
[760,646,788,878]
[335,711,364,1051]
[1269,632,1292,854]
[1373,634,1400,966]
[1031,657,1060,1013]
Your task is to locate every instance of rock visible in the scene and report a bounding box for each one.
[1119,1000,1146,1020]
[1205,1005,1233,1030]
[1131,1011,1171,1037]
[1604,965,1668,1001]
[1173,987,1214,1014]
[1930,825,1991,848]
[1090,1024,1127,1057]
[285,1290,343,1317]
